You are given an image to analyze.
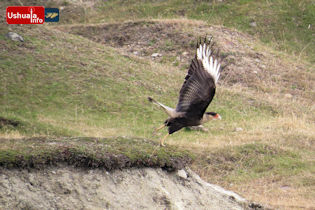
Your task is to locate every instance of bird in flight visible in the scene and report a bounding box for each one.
[148,37,223,146]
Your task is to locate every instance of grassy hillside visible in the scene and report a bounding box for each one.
[64,0,315,63]
[1,0,314,209]
[0,23,289,139]
[0,25,169,137]
[2,0,313,63]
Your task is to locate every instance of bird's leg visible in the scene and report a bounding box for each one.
[153,124,165,135]
[159,133,169,147]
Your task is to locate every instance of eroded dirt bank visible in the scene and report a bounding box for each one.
[0,166,248,210]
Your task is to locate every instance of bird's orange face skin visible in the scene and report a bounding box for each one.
[214,114,222,120]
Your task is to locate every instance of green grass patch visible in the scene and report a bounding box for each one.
[197,143,311,183]
[0,25,173,136]
[0,137,193,171]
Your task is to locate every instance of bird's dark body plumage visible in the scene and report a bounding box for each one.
[165,117,200,134]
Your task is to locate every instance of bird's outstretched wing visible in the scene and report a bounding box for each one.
[175,37,221,119]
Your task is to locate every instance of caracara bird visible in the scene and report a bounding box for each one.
[148,37,223,146]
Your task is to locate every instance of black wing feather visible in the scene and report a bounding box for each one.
[175,58,216,120]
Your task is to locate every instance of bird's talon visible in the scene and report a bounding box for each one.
[159,133,169,147]
[160,143,165,147]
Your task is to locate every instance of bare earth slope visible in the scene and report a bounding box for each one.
[0,167,248,210]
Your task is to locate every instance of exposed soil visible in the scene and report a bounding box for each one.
[59,21,197,69]
[0,137,263,210]
[0,166,253,210]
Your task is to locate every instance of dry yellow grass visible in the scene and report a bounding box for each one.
[37,115,132,138]
[0,131,25,139]
[231,176,315,210]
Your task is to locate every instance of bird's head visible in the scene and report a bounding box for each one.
[201,112,221,124]
[205,112,222,120]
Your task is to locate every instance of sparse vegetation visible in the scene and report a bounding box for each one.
[0,0,314,209]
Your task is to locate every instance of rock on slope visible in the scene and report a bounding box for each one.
[0,166,247,209]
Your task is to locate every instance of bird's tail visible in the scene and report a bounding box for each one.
[147,97,177,118]
[148,97,168,109]
[148,96,157,104]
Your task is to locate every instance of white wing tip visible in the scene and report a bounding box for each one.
[196,41,221,84]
